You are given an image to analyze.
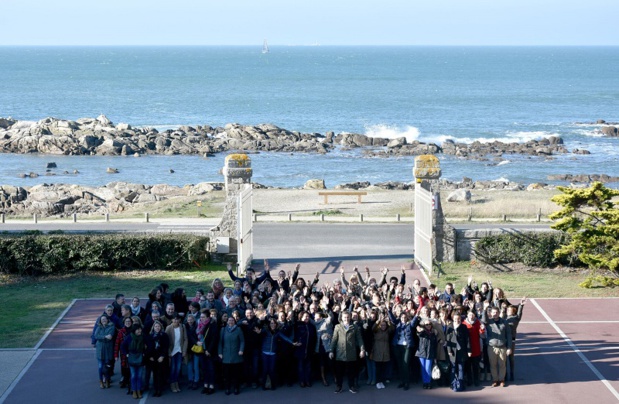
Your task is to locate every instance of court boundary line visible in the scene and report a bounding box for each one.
[0,298,77,403]
[34,298,77,350]
[531,298,619,401]
[0,350,41,404]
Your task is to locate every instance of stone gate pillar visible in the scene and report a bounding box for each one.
[209,154,252,260]
[413,155,456,271]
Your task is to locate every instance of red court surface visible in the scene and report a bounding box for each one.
[2,274,618,404]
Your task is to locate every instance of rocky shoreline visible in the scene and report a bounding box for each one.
[2,175,616,218]
[1,115,617,159]
[1,115,618,217]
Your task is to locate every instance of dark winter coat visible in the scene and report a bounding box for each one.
[293,321,317,360]
[445,324,471,364]
[415,327,438,360]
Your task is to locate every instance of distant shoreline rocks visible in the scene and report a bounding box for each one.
[1,175,617,218]
[0,115,610,159]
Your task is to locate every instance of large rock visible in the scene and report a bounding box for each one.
[303,179,326,190]
[150,184,188,197]
[446,189,471,203]
[96,114,112,126]
[387,137,407,148]
[188,182,223,196]
[601,126,618,137]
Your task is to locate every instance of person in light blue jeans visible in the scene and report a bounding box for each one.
[184,314,201,389]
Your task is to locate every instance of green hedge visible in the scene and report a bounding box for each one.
[473,232,573,267]
[0,233,209,276]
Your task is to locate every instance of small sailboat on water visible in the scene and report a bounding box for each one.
[262,39,269,54]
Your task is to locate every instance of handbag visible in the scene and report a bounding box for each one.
[191,344,204,354]
[127,352,143,367]
[431,362,442,380]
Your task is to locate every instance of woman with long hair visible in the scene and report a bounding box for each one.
[184,314,200,390]
[416,318,439,389]
[121,325,146,399]
[113,316,133,393]
[260,317,296,390]
[145,320,169,397]
[198,310,219,395]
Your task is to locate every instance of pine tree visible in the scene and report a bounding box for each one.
[550,182,619,287]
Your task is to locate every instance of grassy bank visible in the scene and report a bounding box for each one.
[429,262,619,299]
[0,267,227,348]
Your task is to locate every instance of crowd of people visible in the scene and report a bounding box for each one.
[92,262,526,398]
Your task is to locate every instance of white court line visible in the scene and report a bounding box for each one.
[0,350,41,404]
[531,298,619,401]
[521,320,619,324]
[34,299,77,350]
[59,320,98,324]
[533,297,619,300]
[1,298,78,403]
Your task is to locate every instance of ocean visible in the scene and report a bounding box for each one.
[1,46,618,188]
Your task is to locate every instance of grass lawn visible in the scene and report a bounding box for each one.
[0,266,227,349]
[429,261,619,299]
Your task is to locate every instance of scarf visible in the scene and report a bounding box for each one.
[226,324,237,333]
[129,332,144,352]
[131,305,141,316]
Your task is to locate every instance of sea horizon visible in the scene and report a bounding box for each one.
[1,45,618,188]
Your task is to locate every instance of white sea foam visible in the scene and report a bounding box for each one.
[364,124,420,143]
[492,177,510,182]
[497,160,510,166]
[574,128,604,138]
[436,131,561,145]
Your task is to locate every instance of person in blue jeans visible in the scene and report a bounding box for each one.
[184,314,201,390]
[260,318,298,390]
[121,325,146,399]
[416,318,438,389]
[165,315,187,393]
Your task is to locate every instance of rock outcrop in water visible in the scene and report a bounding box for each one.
[0,115,588,159]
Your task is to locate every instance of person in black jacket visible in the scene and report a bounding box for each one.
[145,321,169,397]
[293,311,318,388]
[184,314,200,390]
[197,310,219,395]
[239,308,263,388]
[445,313,471,391]
[416,318,438,389]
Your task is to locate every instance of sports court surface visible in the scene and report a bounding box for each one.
[1,265,618,404]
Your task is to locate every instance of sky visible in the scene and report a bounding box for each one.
[0,0,617,46]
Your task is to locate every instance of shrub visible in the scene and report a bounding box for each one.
[474,232,572,267]
[0,233,209,276]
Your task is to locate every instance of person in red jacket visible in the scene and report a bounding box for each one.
[463,310,485,387]
[114,316,133,393]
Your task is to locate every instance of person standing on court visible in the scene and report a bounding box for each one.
[219,316,245,395]
[329,311,366,394]
[483,306,512,387]
[445,313,471,391]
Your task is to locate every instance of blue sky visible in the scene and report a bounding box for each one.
[1,0,617,46]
